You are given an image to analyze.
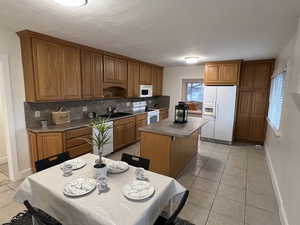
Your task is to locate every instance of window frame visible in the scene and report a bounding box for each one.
[181,79,204,102]
[267,71,286,137]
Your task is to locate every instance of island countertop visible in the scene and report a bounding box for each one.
[139,117,208,137]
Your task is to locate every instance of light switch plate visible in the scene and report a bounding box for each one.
[82,105,88,112]
[34,111,40,118]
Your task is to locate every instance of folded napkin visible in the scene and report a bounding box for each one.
[107,161,127,171]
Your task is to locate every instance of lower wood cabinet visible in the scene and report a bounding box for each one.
[28,127,92,171]
[114,116,136,151]
[135,113,148,141]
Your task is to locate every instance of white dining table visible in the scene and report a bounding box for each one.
[15,153,186,225]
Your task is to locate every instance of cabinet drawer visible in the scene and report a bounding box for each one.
[67,143,92,158]
[66,134,90,149]
[114,116,135,126]
[136,113,147,121]
[65,127,91,139]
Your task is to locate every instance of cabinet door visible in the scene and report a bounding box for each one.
[240,63,255,89]
[125,121,136,145]
[36,133,64,159]
[249,91,268,142]
[152,66,163,96]
[235,91,253,139]
[32,38,63,101]
[204,64,220,84]
[62,46,82,100]
[128,61,140,97]
[81,51,94,99]
[219,63,239,84]
[140,63,152,85]
[114,58,127,84]
[253,63,271,89]
[157,68,163,96]
[114,124,125,150]
[93,54,104,98]
[103,56,115,83]
[136,119,147,140]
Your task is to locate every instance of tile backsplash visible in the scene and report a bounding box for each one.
[24,96,170,128]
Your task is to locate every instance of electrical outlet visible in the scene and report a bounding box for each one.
[34,111,40,118]
[82,105,88,112]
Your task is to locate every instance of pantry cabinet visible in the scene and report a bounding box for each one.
[81,51,104,99]
[204,60,242,85]
[235,60,274,143]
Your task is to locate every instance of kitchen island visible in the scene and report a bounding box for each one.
[139,117,208,178]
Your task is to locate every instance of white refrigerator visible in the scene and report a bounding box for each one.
[201,86,237,144]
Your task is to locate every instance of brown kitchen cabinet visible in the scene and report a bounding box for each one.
[204,60,242,85]
[140,63,152,85]
[28,127,92,171]
[81,51,104,99]
[152,66,163,96]
[135,113,148,141]
[114,116,136,151]
[159,108,169,120]
[235,60,274,143]
[103,56,128,86]
[127,60,140,97]
[19,34,82,101]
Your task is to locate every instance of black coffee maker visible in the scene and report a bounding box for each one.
[174,102,189,123]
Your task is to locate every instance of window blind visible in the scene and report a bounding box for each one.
[268,72,285,131]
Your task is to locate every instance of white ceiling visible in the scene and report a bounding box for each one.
[0,0,300,66]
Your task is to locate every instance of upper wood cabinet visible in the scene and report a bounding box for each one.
[152,66,163,96]
[127,61,140,97]
[140,63,152,85]
[103,56,127,86]
[81,51,104,99]
[204,60,242,85]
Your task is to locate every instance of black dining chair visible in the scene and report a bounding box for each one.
[23,200,62,225]
[121,153,150,170]
[154,190,190,225]
[35,152,70,172]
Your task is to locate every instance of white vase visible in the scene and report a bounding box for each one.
[94,164,107,179]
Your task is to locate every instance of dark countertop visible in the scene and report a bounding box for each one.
[27,108,168,133]
[138,117,208,137]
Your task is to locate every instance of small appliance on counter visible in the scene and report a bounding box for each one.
[132,101,147,112]
[51,107,70,125]
[139,85,153,97]
[147,110,160,124]
[174,102,189,123]
[88,112,97,119]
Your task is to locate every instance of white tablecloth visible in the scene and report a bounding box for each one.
[15,154,185,225]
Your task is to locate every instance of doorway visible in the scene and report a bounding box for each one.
[0,54,19,181]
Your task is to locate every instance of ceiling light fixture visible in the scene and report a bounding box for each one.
[184,57,200,64]
[53,0,88,7]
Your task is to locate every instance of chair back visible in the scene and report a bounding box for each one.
[121,153,150,170]
[165,190,189,225]
[35,152,70,172]
[24,201,61,225]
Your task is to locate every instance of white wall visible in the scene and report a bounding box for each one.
[0,96,7,164]
[265,18,300,225]
[0,28,30,177]
[163,65,204,118]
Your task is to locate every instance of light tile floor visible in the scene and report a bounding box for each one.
[0,141,281,225]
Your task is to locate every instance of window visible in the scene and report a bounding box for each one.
[182,79,204,102]
[267,72,286,133]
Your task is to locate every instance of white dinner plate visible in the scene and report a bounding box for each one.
[107,161,129,174]
[63,178,97,197]
[61,158,86,170]
[122,180,155,201]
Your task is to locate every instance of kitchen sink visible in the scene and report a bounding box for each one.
[98,112,133,119]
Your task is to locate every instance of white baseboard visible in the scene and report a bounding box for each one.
[265,145,289,225]
[0,156,7,165]
[17,168,32,180]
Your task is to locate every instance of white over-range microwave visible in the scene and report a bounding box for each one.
[139,85,153,97]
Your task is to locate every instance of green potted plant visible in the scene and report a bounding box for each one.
[83,117,112,178]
